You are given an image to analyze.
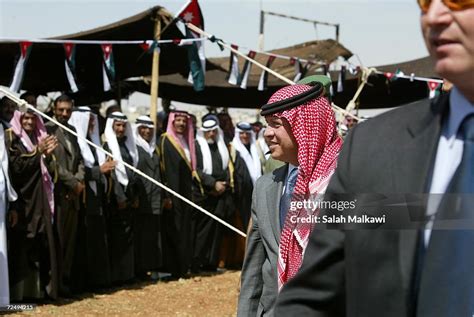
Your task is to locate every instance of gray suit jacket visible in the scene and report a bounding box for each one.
[275,94,449,316]
[238,164,288,317]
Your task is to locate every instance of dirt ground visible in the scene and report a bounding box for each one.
[9,270,241,316]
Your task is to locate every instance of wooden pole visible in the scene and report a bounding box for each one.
[150,12,161,128]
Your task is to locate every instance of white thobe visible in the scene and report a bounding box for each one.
[0,166,10,305]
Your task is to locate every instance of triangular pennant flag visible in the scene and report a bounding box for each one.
[63,43,78,92]
[178,0,206,92]
[139,41,159,60]
[391,68,405,82]
[385,72,394,80]
[178,0,204,29]
[140,41,153,52]
[9,41,33,92]
[239,50,256,89]
[293,58,303,82]
[101,44,115,92]
[428,81,441,99]
[227,44,240,86]
[258,55,276,91]
[337,65,346,93]
[348,65,359,75]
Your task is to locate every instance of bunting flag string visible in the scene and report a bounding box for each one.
[185,21,361,121]
[101,44,115,92]
[371,68,443,85]
[227,44,240,85]
[0,37,206,45]
[63,43,78,92]
[9,41,32,92]
[258,54,276,91]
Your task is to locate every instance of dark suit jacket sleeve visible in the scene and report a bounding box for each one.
[237,186,265,317]
[274,126,360,316]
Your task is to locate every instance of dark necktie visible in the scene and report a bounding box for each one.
[280,167,298,231]
[416,114,474,316]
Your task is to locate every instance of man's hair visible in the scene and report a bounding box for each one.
[0,96,16,108]
[20,91,36,100]
[54,94,73,108]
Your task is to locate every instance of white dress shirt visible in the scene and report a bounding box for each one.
[425,88,474,245]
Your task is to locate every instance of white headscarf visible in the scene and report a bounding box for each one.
[0,123,17,202]
[104,112,138,188]
[232,122,262,184]
[134,115,156,158]
[196,117,229,175]
[68,106,106,195]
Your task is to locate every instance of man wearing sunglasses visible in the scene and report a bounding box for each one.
[275,1,474,316]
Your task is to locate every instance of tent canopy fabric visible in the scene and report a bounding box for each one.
[0,6,191,104]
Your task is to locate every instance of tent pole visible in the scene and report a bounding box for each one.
[150,13,161,128]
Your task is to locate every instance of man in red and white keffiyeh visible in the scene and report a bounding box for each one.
[263,83,343,290]
[238,81,342,316]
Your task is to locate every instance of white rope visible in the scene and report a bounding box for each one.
[0,87,247,238]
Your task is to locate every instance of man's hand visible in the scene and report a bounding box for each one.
[73,182,85,196]
[100,160,116,174]
[214,181,227,195]
[8,210,18,228]
[37,135,58,156]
